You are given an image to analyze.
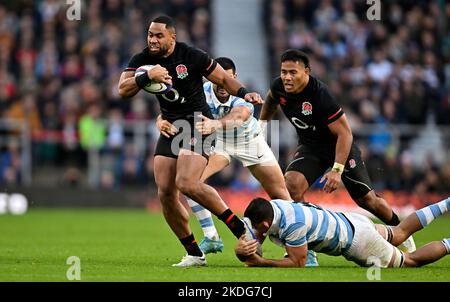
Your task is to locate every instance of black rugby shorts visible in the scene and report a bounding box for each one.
[286,144,374,199]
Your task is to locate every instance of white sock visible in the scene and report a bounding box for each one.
[442,238,450,254]
[186,197,219,240]
[415,197,449,227]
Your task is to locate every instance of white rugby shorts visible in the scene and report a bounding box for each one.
[342,213,404,268]
[213,133,277,167]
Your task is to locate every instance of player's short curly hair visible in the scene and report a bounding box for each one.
[215,57,236,74]
[244,197,274,225]
[281,49,310,69]
[151,15,175,31]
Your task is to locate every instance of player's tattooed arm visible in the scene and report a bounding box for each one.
[118,71,140,98]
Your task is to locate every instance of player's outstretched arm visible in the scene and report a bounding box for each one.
[259,91,279,122]
[215,106,252,129]
[327,114,353,166]
[218,106,252,129]
[118,71,140,98]
[235,236,308,267]
[244,244,308,268]
[195,106,251,135]
[320,114,353,193]
[206,64,263,104]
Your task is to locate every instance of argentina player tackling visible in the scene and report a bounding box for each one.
[236,197,450,268]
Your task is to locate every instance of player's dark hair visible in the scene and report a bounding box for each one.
[244,197,273,225]
[215,57,236,74]
[152,15,176,31]
[281,49,310,69]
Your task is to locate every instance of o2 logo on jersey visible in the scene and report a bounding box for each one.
[291,117,316,131]
[176,64,189,79]
[301,102,313,115]
[162,88,186,103]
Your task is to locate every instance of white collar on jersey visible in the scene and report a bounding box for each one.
[265,201,281,236]
[207,82,235,109]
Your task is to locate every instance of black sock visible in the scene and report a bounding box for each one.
[218,209,245,239]
[180,234,203,257]
[387,212,400,226]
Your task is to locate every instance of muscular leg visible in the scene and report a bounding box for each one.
[200,154,230,181]
[355,191,399,225]
[376,198,450,267]
[377,197,450,246]
[187,154,229,244]
[154,155,191,238]
[284,171,310,202]
[248,161,292,200]
[176,149,245,238]
[176,150,228,215]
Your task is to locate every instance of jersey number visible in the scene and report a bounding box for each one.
[162,88,186,103]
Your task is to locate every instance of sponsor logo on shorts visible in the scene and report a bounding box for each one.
[301,101,312,115]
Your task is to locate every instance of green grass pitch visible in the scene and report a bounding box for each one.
[1,208,449,282]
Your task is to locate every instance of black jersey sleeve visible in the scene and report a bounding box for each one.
[124,51,147,72]
[187,46,217,77]
[317,86,344,125]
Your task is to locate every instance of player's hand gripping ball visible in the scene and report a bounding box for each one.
[135,65,172,94]
[242,217,263,256]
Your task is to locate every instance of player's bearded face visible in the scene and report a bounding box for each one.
[281,61,309,93]
[213,69,235,102]
[147,23,175,57]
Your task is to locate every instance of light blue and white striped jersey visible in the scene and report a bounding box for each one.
[267,199,354,256]
[203,82,260,142]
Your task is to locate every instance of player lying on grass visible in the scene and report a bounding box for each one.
[235,197,450,268]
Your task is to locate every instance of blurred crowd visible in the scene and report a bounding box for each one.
[0,0,448,194]
[263,0,450,124]
[0,0,210,188]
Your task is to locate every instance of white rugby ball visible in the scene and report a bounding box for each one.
[242,217,263,256]
[135,65,172,94]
